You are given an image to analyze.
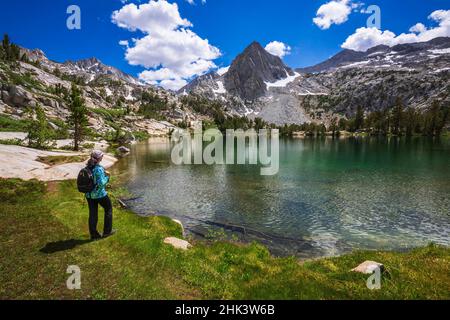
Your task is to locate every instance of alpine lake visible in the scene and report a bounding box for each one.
[112,136,450,259]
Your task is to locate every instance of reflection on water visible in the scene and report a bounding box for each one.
[113,137,450,258]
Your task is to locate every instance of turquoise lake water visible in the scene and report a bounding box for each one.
[113,137,450,258]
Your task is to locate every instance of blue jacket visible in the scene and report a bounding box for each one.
[85,165,109,199]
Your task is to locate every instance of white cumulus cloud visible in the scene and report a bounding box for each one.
[342,9,450,51]
[112,0,220,90]
[118,40,129,47]
[409,23,427,34]
[313,0,354,30]
[264,41,291,58]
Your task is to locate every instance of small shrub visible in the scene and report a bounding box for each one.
[0,138,23,146]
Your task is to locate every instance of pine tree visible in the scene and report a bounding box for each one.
[338,118,348,131]
[1,34,20,61]
[404,108,417,136]
[329,117,338,136]
[1,34,10,61]
[2,34,10,53]
[354,106,364,131]
[67,84,89,151]
[427,101,449,137]
[53,67,62,78]
[26,104,55,149]
[392,97,404,136]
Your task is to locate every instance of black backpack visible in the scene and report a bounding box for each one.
[77,166,95,193]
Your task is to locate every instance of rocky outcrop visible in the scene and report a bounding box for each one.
[38,96,60,109]
[1,84,36,108]
[179,71,221,96]
[0,144,117,181]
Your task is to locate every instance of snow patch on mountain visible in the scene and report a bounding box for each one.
[339,60,370,69]
[429,48,450,55]
[213,81,226,94]
[217,66,230,76]
[265,72,300,89]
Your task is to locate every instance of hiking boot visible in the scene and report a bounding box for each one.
[90,234,102,241]
[102,229,117,239]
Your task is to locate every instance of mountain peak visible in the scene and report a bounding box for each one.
[82,57,101,64]
[223,42,294,100]
[67,57,102,68]
[61,56,139,85]
[246,41,264,50]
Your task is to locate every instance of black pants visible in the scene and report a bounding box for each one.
[87,196,113,237]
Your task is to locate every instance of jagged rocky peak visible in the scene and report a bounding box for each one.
[64,57,104,71]
[224,41,295,101]
[75,57,101,67]
[179,71,221,95]
[19,47,48,63]
[62,56,140,85]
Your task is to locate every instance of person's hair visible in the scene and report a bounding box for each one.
[87,150,104,168]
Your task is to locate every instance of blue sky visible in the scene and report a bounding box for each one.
[0,0,449,89]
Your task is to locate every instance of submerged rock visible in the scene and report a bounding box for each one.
[164,237,192,251]
[351,261,384,274]
[117,146,130,154]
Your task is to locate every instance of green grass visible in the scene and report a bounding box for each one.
[37,155,88,166]
[0,138,23,146]
[0,178,449,300]
[89,107,127,121]
[132,131,150,142]
[0,115,29,132]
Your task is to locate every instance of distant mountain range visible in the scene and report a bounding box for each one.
[181,37,450,125]
[298,37,450,73]
[1,37,449,132]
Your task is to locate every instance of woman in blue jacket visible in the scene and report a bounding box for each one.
[86,150,116,240]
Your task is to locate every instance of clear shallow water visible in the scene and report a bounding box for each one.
[113,137,450,258]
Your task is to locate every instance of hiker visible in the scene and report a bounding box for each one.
[85,150,116,240]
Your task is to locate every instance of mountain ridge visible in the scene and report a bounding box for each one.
[2,36,449,132]
[19,47,141,86]
[181,37,450,125]
[298,36,450,74]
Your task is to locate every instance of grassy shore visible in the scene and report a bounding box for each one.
[0,178,449,300]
